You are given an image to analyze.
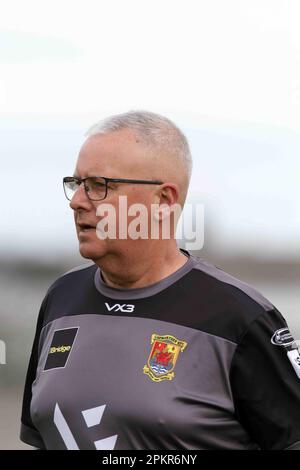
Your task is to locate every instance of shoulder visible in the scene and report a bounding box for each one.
[45,261,97,297]
[191,255,274,311]
[36,261,98,328]
[186,254,282,344]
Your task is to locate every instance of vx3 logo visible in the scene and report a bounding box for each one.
[105,303,135,313]
[54,402,118,450]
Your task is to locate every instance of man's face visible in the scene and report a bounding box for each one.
[69,129,163,262]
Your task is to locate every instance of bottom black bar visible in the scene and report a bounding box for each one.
[0,450,294,466]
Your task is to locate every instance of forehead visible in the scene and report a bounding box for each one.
[75,129,152,178]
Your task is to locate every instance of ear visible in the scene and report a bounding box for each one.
[159,183,179,206]
[153,183,180,222]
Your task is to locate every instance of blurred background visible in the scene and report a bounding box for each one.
[1,0,299,449]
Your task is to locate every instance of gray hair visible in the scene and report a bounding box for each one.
[85,110,193,181]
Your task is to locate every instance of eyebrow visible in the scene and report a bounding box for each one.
[72,174,95,178]
[72,174,106,179]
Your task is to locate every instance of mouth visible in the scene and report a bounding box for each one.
[77,223,96,232]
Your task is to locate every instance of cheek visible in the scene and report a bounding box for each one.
[124,192,152,223]
[127,187,154,209]
[97,190,154,237]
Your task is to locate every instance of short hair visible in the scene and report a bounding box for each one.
[85,110,193,182]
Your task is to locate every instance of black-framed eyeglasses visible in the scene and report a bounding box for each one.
[63,176,164,201]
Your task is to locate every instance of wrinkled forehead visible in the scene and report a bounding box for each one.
[75,129,155,179]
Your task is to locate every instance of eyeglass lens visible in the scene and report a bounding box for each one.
[64,177,107,201]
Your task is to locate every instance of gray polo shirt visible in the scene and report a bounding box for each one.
[20,249,300,449]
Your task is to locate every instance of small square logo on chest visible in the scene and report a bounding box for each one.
[44,327,79,371]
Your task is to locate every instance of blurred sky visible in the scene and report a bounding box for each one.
[0,0,299,261]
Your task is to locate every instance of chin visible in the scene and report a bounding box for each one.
[78,241,107,261]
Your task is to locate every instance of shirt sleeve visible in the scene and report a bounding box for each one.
[20,295,48,449]
[230,307,300,450]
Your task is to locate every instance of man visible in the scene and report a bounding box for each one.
[20,110,300,450]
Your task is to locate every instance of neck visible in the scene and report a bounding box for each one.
[97,242,189,289]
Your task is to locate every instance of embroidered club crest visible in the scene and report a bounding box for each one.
[143,333,187,382]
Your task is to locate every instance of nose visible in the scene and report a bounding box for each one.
[69,182,93,211]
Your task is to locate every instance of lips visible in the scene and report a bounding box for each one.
[77,222,96,231]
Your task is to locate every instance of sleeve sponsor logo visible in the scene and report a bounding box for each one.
[287,349,300,379]
[271,328,295,348]
[44,327,79,371]
[271,327,300,379]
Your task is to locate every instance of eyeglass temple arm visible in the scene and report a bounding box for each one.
[106,178,163,185]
